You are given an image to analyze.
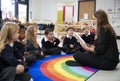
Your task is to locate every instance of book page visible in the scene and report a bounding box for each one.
[73,32,85,44]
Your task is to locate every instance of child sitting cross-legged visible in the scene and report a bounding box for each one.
[25,25,45,61]
[62,27,82,54]
[41,28,61,55]
[81,26,95,46]
[0,22,32,81]
[14,24,37,66]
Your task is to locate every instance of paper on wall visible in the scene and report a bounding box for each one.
[84,13,88,19]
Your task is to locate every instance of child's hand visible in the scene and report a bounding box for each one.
[24,52,29,56]
[50,37,55,43]
[18,59,22,62]
[70,44,74,49]
[40,51,44,55]
[20,39,26,45]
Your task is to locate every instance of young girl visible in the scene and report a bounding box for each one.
[26,25,44,60]
[0,22,32,81]
[41,28,61,55]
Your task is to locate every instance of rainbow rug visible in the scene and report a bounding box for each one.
[28,55,98,81]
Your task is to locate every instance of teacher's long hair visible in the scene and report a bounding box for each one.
[94,9,116,37]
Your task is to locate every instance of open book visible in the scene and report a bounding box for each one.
[73,32,86,45]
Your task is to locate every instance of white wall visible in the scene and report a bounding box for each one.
[96,0,114,11]
[29,0,57,23]
[65,7,73,22]
[29,0,120,35]
[96,0,120,36]
[29,0,78,23]
[30,0,120,22]
[96,0,120,11]
[29,0,119,23]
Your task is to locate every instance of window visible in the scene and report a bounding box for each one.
[1,0,15,20]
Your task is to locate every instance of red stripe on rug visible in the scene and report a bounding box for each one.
[40,56,76,81]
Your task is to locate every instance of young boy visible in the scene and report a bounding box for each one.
[41,28,61,55]
[62,27,81,54]
[14,24,26,55]
[81,26,95,45]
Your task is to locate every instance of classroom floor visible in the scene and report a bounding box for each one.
[37,33,120,81]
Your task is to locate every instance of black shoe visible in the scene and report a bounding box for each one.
[37,54,45,59]
[65,60,83,66]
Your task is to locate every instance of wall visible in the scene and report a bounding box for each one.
[29,0,120,35]
[29,0,78,23]
[30,0,120,22]
[96,0,114,11]
[29,0,57,23]
[96,0,120,36]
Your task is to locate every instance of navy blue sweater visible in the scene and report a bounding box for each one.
[41,37,60,49]
[0,44,24,73]
[63,36,80,48]
[81,33,95,45]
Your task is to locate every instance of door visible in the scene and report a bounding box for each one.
[78,0,95,21]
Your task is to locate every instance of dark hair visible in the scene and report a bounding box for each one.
[94,9,116,37]
[18,24,26,30]
[66,27,74,31]
[44,28,53,35]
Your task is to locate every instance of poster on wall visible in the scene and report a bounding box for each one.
[65,6,74,22]
[57,7,63,24]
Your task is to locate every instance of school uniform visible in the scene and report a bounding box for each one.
[14,41,25,56]
[81,32,95,45]
[0,43,31,81]
[41,37,61,55]
[13,41,31,68]
[26,40,44,60]
[62,35,81,54]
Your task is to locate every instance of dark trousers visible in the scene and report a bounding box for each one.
[0,67,16,81]
[62,46,82,54]
[15,73,31,81]
[42,47,61,55]
[73,51,117,70]
[0,67,31,81]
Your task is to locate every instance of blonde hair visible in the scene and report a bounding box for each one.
[26,25,38,48]
[82,25,89,32]
[0,22,19,52]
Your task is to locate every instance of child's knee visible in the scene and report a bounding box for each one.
[16,65,24,74]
